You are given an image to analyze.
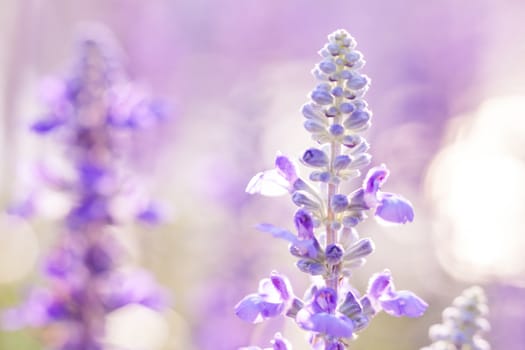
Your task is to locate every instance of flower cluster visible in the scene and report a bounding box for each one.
[421,287,490,350]
[237,30,427,349]
[3,35,169,349]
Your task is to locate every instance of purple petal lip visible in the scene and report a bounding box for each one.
[294,209,314,239]
[235,295,284,323]
[375,193,415,224]
[379,290,428,318]
[235,272,293,324]
[364,165,389,194]
[275,155,298,183]
[296,309,354,338]
[366,270,427,317]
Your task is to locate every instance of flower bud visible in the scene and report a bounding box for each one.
[334,155,352,170]
[325,243,344,265]
[346,73,369,90]
[302,148,329,167]
[304,120,326,133]
[331,194,349,212]
[319,60,337,74]
[311,89,333,105]
[292,192,320,209]
[329,124,344,136]
[339,102,354,114]
[296,259,326,275]
[343,110,371,130]
[345,238,374,260]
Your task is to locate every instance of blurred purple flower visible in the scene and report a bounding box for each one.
[3,31,171,349]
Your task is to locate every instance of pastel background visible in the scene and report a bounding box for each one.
[1,1,524,349]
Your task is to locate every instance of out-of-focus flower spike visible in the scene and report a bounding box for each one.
[421,287,491,350]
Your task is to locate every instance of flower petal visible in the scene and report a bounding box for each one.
[375,193,414,224]
[363,165,389,194]
[271,333,292,350]
[312,288,338,313]
[294,209,314,240]
[270,272,293,301]
[246,170,290,196]
[296,310,354,338]
[367,270,393,301]
[256,223,297,243]
[379,290,428,318]
[234,295,283,323]
[275,155,298,183]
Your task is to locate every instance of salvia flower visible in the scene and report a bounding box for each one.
[3,33,169,350]
[421,287,490,350]
[235,271,295,323]
[246,154,300,196]
[237,29,426,349]
[367,270,428,317]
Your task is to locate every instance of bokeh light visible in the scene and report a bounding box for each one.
[427,96,525,281]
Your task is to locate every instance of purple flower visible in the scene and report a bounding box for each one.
[296,287,354,338]
[235,272,294,323]
[256,209,321,260]
[355,165,415,224]
[367,270,427,317]
[246,154,299,196]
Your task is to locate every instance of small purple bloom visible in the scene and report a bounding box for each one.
[235,272,294,323]
[296,288,354,338]
[256,210,320,259]
[361,165,415,224]
[367,270,427,318]
[302,148,329,167]
[246,154,299,197]
[275,155,298,183]
[375,193,415,224]
[294,209,314,240]
[325,244,344,265]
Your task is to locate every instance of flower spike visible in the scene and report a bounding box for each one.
[237,29,426,349]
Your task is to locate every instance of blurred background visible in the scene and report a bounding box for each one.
[1,0,525,349]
